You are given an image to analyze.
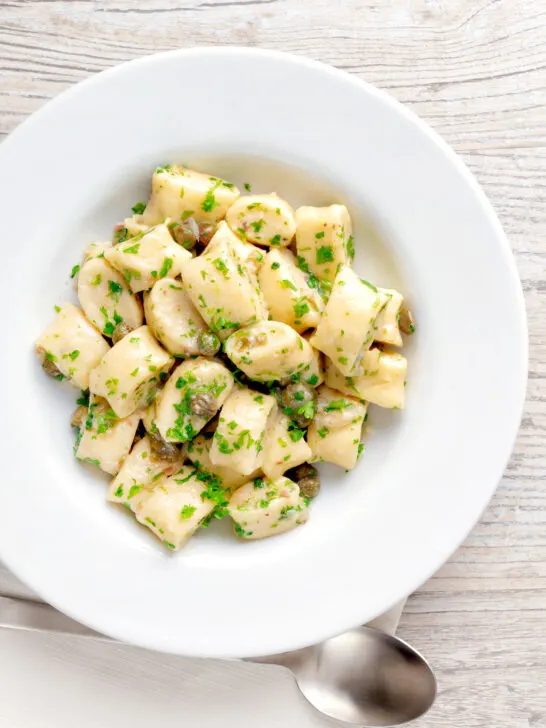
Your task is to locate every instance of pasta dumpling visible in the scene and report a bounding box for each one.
[307,385,367,470]
[207,221,265,277]
[225,321,313,382]
[107,435,184,510]
[310,266,382,376]
[143,277,216,358]
[262,411,312,481]
[89,325,174,418]
[296,335,325,388]
[143,166,240,226]
[105,223,191,294]
[295,204,353,281]
[185,433,260,491]
[227,475,309,540]
[135,466,217,550]
[209,386,277,475]
[77,256,143,338]
[258,248,323,332]
[36,303,109,390]
[82,240,112,263]
[374,288,404,347]
[226,193,296,247]
[324,348,407,409]
[75,394,140,475]
[155,358,234,443]
[181,229,268,340]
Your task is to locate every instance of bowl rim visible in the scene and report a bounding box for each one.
[0,46,528,657]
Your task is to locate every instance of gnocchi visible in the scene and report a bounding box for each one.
[258,248,323,332]
[226,193,296,247]
[310,266,383,376]
[295,204,353,281]
[209,386,277,475]
[154,357,234,443]
[224,321,314,382]
[37,163,413,551]
[227,475,309,540]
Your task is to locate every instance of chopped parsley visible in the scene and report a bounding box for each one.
[180,505,197,520]
[181,210,195,221]
[316,245,334,264]
[131,201,146,215]
[123,269,141,284]
[297,400,315,419]
[99,306,123,337]
[113,226,129,243]
[324,398,350,412]
[108,280,123,301]
[105,377,119,396]
[360,279,378,292]
[158,257,173,278]
[70,264,80,279]
[123,242,140,255]
[244,183,252,192]
[315,231,325,239]
[201,179,222,213]
[288,423,305,442]
[280,279,297,292]
[293,297,310,319]
[317,426,329,438]
[269,234,281,246]
[76,390,90,407]
[234,522,253,538]
[250,219,265,234]
[346,235,355,260]
[214,258,230,277]
[271,261,280,270]
[128,484,142,500]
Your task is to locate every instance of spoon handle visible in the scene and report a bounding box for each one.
[0,595,109,640]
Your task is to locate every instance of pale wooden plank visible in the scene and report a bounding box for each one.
[0,0,544,726]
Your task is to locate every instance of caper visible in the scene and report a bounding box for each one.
[170,217,199,250]
[399,303,416,335]
[42,356,62,379]
[281,382,315,428]
[291,463,320,499]
[70,405,88,429]
[112,321,134,344]
[148,428,180,463]
[198,222,215,246]
[189,391,217,418]
[198,330,220,357]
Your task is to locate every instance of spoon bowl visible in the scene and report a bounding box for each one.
[250,627,436,726]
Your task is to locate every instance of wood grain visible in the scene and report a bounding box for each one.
[0,1,545,726]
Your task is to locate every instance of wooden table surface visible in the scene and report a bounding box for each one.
[0,1,545,726]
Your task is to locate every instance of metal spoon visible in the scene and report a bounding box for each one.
[250,626,436,726]
[0,596,436,726]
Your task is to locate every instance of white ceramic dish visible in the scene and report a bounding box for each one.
[0,48,527,658]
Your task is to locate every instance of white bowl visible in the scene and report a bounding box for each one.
[0,48,527,658]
